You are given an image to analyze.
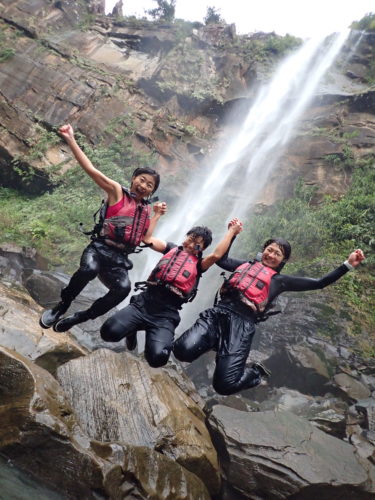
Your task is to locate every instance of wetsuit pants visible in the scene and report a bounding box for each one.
[60,240,131,319]
[100,292,180,368]
[173,305,261,395]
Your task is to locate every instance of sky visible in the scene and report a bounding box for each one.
[105,0,374,39]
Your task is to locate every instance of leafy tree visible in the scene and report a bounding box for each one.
[351,12,375,31]
[146,0,176,22]
[204,6,224,25]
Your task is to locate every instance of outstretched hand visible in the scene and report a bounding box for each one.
[228,217,243,235]
[58,124,74,142]
[348,249,365,268]
[153,201,167,216]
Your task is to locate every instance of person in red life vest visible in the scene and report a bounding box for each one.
[173,235,365,395]
[39,124,167,332]
[100,219,243,368]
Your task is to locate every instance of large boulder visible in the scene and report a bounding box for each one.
[0,243,48,285]
[0,346,211,499]
[208,405,375,499]
[0,282,86,375]
[57,348,221,495]
[0,346,107,498]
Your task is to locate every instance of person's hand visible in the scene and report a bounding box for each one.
[348,249,365,268]
[153,201,167,216]
[228,218,243,235]
[58,124,74,142]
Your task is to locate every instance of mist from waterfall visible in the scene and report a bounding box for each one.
[129,29,350,334]
[158,30,349,241]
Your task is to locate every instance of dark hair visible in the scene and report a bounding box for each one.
[131,167,160,194]
[263,238,291,261]
[186,226,213,250]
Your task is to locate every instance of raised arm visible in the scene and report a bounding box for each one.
[142,201,168,252]
[201,218,243,271]
[280,249,365,292]
[59,124,123,205]
[215,229,246,271]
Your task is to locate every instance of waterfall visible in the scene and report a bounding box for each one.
[129,29,350,334]
[156,30,349,241]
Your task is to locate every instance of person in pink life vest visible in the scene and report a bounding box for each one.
[100,219,243,368]
[173,235,365,395]
[39,123,167,332]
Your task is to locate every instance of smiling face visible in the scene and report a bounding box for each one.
[130,173,156,201]
[182,234,206,256]
[261,242,285,269]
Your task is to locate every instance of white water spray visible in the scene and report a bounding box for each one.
[156,30,349,244]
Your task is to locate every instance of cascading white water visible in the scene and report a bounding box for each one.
[130,29,350,335]
[155,30,349,242]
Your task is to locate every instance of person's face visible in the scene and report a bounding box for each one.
[130,173,156,200]
[262,243,285,269]
[182,234,205,255]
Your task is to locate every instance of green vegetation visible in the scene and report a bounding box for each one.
[0,47,15,62]
[351,12,375,32]
[146,0,176,22]
[233,155,375,349]
[0,117,158,268]
[204,7,224,25]
[227,33,302,64]
[364,58,375,85]
[0,22,16,62]
[324,145,355,169]
[237,157,374,262]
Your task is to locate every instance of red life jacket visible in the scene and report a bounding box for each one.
[226,261,277,311]
[149,247,201,300]
[100,192,151,248]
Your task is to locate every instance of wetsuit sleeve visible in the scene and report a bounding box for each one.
[278,264,349,292]
[216,254,246,272]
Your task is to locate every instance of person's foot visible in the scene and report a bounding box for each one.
[126,332,137,351]
[252,362,272,378]
[53,311,90,332]
[39,302,69,329]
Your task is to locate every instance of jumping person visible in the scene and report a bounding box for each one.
[39,124,166,332]
[173,235,365,395]
[100,219,243,368]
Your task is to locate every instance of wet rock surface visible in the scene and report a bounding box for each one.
[0,346,212,499]
[56,348,221,495]
[0,281,86,375]
[208,405,375,499]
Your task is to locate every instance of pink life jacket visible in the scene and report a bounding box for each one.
[226,261,277,311]
[149,247,201,300]
[100,192,151,247]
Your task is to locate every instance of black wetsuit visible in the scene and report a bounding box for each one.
[173,253,350,395]
[100,243,188,367]
[60,239,133,321]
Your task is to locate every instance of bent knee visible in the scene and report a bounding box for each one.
[100,317,125,342]
[145,347,171,368]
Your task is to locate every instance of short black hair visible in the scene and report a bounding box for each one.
[131,167,160,194]
[263,238,291,260]
[186,226,212,250]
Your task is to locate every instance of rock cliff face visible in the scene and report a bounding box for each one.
[0,1,374,202]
